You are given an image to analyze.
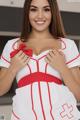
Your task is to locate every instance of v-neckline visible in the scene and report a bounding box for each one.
[14,37,65,59]
[32,49,52,59]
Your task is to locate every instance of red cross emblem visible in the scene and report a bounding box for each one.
[60,103,74,119]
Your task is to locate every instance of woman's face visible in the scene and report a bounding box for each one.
[29,0,52,32]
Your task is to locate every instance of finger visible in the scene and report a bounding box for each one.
[58,50,65,56]
[21,57,30,66]
[45,57,49,63]
[26,57,30,62]
[52,49,59,55]
[16,50,23,56]
[45,56,51,63]
[24,57,30,65]
[23,56,30,62]
[21,53,29,59]
[46,53,52,60]
[49,50,54,57]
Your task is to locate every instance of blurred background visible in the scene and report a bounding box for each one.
[0,0,80,120]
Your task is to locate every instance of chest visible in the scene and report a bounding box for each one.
[26,41,61,56]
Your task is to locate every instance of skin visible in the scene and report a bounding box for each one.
[0,0,80,102]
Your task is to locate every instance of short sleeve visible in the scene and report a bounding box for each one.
[65,40,80,68]
[0,41,11,68]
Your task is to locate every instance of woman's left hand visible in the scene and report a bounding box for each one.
[45,49,67,72]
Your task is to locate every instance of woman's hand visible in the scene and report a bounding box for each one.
[45,49,67,72]
[11,50,30,72]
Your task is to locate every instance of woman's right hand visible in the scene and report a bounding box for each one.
[11,50,30,72]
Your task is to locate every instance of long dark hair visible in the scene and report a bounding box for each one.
[20,0,66,42]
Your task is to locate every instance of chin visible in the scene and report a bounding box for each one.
[35,29,46,32]
[33,26,49,32]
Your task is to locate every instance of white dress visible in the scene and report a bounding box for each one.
[0,37,80,120]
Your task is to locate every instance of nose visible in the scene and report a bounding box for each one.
[37,10,43,18]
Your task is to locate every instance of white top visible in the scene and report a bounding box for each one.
[0,37,80,68]
[0,38,80,120]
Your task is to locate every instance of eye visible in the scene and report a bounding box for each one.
[30,8,37,12]
[44,8,51,12]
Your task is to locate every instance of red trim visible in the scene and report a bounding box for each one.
[36,61,39,71]
[47,83,54,120]
[31,84,37,120]
[60,103,74,119]
[28,63,38,120]
[12,110,20,119]
[30,57,38,61]
[1,55,11,64]
[38,82,46,120]
[27,63,32,73]
[66,54,80,64]
[30,55,47,61]
[59,38,66,50]
[12,39,20,50]
[45,63,54,119]
[38,55,47,60]
[45,63,48,73]
[18,72,62,88]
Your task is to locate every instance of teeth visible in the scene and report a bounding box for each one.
[36,21,45,24]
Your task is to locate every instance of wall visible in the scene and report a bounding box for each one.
[0,6,80,35]
[0,105,12,120]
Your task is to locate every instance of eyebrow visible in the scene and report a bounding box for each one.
[30,5,50,8]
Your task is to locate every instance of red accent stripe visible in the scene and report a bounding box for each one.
[12,110,20,119]
[38,55,47,60]
[31,84,37,120]
[36,61,39,72]
[38,82,46,120]
[27,63,32,73]
[1,55,11,64]
[47,83,54,120]
[59,38,66,50]
[31,57,38,61]
[66,54,80,64]
[45,63,54,119]
[60,103,74,119]
[12,39,20,50]
[18,72,62,88]
[28,63,38,120]
[45,63,48,73]
[30,55,47,61]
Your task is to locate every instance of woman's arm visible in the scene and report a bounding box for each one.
[0,66,18,96]
[45,50,80,101]
[59,66,80,101]
[0,51,30,96]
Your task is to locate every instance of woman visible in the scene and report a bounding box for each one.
[0,0,80,119]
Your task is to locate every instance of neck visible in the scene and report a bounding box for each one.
[29,29,53,40]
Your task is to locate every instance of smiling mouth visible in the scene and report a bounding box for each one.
[35,21,46,25]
